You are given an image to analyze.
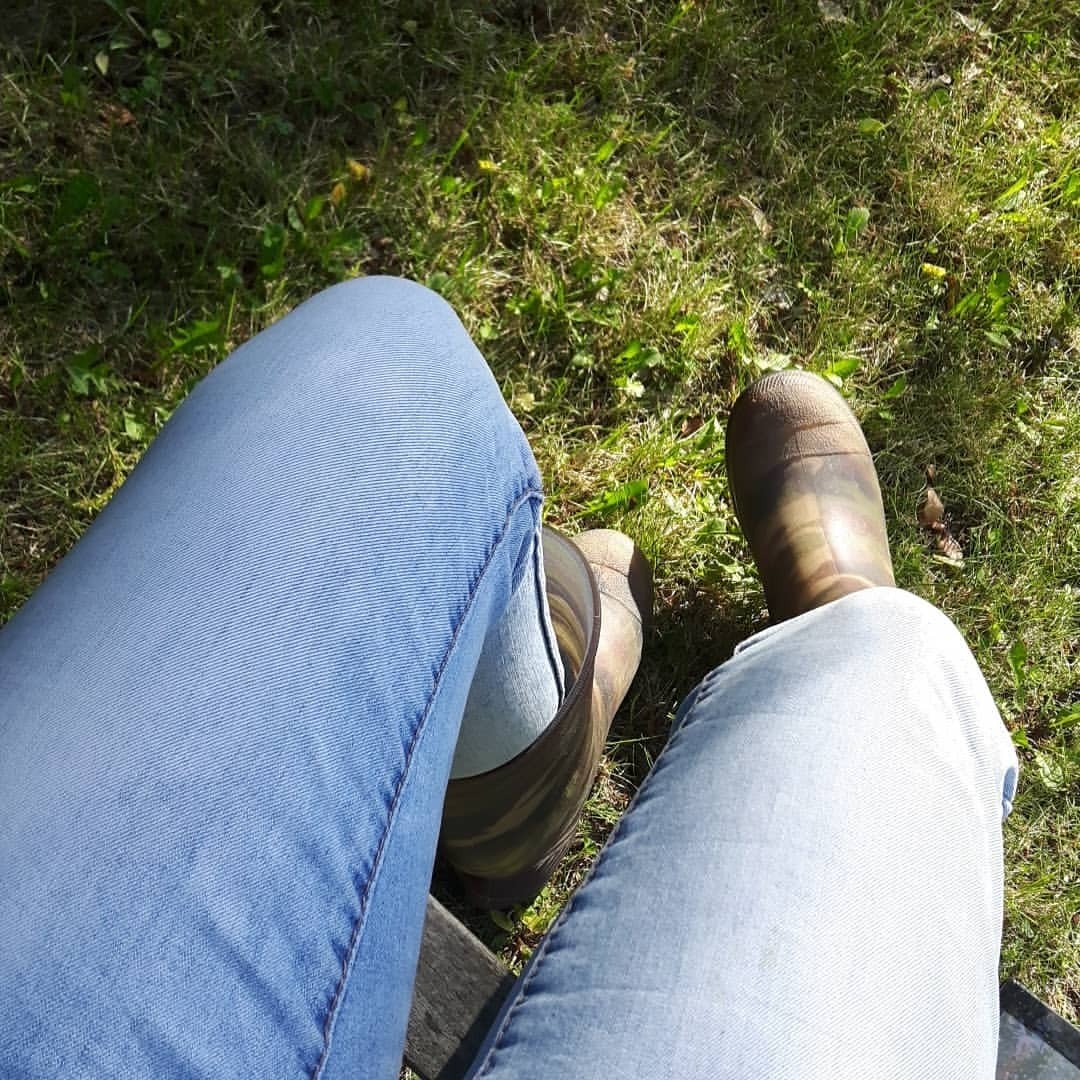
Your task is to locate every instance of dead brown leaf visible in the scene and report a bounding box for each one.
[917,470,963,565]
[918,486,945,527]
[100,103,136,128]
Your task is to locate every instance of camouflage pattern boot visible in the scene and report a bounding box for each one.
[440,527,652,909]
[725,369,895,623]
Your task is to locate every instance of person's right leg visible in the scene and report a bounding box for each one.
[0,276,560,1079]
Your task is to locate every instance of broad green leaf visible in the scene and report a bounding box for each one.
[950,289,981,317]
[632,346,664,372]
[727,319,751,359]
[169,318,223,355]
[835,206,870,252]
[586,478,649,516]
[1051,704,1080,731]
[995,175,1028,209]
[1008,639,1027,688]
[489,909,514,932]
[52,173,100,229]
[986,268,1012,299]
[593,177,622,209]
[1,575,24,599]
[64,347,111,396]
[410,121,430,149]
[123,412,145,440]
[883,374,908,400]
[258,222,287,278]
[426,270,452,294]
[857,118,885,135]
[1033,748,1067,792]
[826,356,860,380]
[751,350,792,373]
[693,418,719,449]
[0,174,39,193]
[845,206,870,236]
[1061,169,1080,205]
[594,138,619,165]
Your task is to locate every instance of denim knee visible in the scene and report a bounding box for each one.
[684,587,1017,820]
[289,275,477,378]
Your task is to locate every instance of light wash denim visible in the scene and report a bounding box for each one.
[470,588,1018,1080]
[452,543,564,779]
[0,278,1017,1079]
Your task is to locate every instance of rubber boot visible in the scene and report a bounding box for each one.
[725,369,895,623]
[440,527,652,909]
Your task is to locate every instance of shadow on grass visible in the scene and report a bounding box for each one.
[1,0,924,367]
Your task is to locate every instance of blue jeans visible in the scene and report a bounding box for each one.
[0,279,1018,1079]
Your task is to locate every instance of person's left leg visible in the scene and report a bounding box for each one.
[0,277,561,1079]
[466,372,1017,1080]
[467,588,1017,1080]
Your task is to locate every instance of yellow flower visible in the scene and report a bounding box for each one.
[477,159,499,174]
[330,181,347,206]
[347,159,371,182]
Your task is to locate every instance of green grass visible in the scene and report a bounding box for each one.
[2,0,1078,1020]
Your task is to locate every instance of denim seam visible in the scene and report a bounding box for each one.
[472,679,706,1076]
[672,676,722,736]
[530,526,566,700]
[312,484,545,1080]
[668,667,724,737]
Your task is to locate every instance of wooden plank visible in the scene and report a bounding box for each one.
[405,895,517,1080]
[998,979,1080,1072]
